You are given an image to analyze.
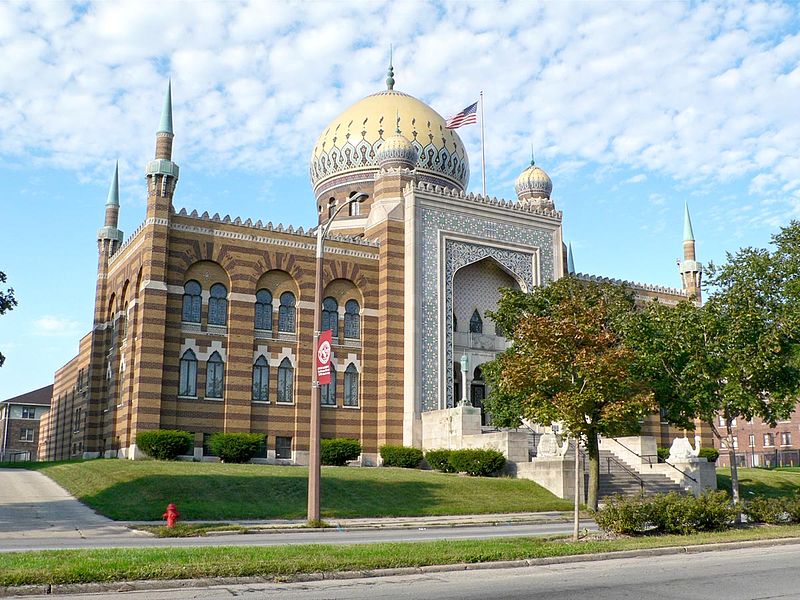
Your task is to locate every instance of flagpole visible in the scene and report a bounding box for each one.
[480,90,486,196]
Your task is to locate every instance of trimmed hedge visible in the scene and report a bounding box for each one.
[744,495,800,524]
[448,449,506,477]
[320,438,362,466]
[595,491,737,535]
[208,433,264,463]
[380,445,423,468]
[425,449,455,473]
[656,447,669,462]
[136,429,193,461]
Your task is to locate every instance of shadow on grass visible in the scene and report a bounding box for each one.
[717,470,800,499]
[77,473,441,521]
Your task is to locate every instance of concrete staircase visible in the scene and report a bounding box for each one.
[593,450,689,499]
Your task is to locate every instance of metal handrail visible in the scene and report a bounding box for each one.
[604,454,647,494]
[604,437,697,484]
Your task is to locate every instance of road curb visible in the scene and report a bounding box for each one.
[2,536,800,597]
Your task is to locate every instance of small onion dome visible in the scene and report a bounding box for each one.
[376,130,418,169]
[515,160,553,202]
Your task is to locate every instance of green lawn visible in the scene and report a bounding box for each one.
[15,459,572,521]
[717,467,800,499]
[2,526,800,587]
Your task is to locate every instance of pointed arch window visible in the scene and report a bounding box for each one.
[344,299,360,339]
[208,283,228,326]
[179,349,197,397]
[469,309,483,334]
[254,289,273,331]
[344,363,359,407]
[328,197,336,219]
[321,363,337,406]
[182,280,201,323]
[321,297,338,337]
[277,357,294,403]
[252,355,269,402]
[206,351,224,398]
[278,292,296,333]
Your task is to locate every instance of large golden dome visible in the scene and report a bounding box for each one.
[309,89,470,197]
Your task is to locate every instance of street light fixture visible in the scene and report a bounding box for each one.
[308,191,368,524]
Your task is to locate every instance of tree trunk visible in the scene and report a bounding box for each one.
[727,418,741,524]
[587,429,600,511]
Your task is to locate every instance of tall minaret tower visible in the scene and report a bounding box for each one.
[97,161,123,256]
[679,202,702,303]
[145,80,179,218]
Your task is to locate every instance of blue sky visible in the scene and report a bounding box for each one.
[1,0,799,399]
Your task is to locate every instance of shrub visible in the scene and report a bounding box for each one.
[448,448,506,477]
[136,429,193,461]
[425,449,455,473]
[380,445,423,468]
[596,490,736,535]
[320,438,361,466]
[208,433,264,464]
[744,496,790,524]
[657,447,670,462]
[784,495,800,524]
[698,447,720,463]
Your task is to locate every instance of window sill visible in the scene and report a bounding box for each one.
[178,395,198,400]
[342,405,360,410]
[321,404,337,409]
[252,400,270,405]
[203,397,224,402]
[275,401,294,406]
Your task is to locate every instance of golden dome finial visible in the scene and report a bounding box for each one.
[386,45,395,90]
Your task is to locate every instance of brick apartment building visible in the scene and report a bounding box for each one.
[712,413,800,468]
[1,385,52,461]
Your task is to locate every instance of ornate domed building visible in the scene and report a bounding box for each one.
[39,66,705,497]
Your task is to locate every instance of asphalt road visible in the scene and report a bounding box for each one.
[22,542,800,600]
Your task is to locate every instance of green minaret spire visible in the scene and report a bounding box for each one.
[683,202,695,242]
[106,161,120,206]
[158,79,173,134]
[567,242,575,275]
[386,45,395,90]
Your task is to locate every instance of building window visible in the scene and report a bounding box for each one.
[252,355,269,402]
[73,407,82,433]
[731,437,738,449]
[344,363,359,407]
[278,292,296,333]
[277,357,294,403]
[749,434,755,447]
[469,309,483,334]
[21,406,36,419]
[322,297,338,337]
[182,280,202,323]
[764,433,775,447]
[208,283,228,326]
[344,299,360,339]
[321,364,337,406]
[206,351,224,398]
[202,433,218,457]
[276,436,292,459]
[254,289,273,331]
[781,432,792,446]
[328,197,336,219]
[659,407,669,424]
[179,349,198,397]
[349,199,360,216]
[19,428,34,442]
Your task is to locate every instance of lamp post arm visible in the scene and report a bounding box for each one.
[315,196,366,258]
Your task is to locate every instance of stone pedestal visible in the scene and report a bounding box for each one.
[421,405,482,450]
[515,439,583,501]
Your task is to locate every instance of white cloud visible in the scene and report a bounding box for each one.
[33,316,82,337]
[0,0,798,228]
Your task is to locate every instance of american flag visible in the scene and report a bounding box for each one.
[445,101,478,129]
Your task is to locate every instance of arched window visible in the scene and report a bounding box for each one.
[344,363,359,407]
[321,363,337,406]
[327,197,336,219]
[344,299,360,339]
[208,283,228,326]
[179,349,197,397]
[252,355,269,402]
[254,289,273,331]
[469,309,483,334]
[182,280,201,323]
[321,297,338,337]
[278,292,296,333]
[349,199,360,216]
[277,357,294,403]
[206,351,224,398]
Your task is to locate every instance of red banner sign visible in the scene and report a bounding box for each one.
[316,329,333,385]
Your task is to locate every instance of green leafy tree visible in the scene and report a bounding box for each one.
[0,271,17,367]
[626,240,800,512]
[484,277,654,510]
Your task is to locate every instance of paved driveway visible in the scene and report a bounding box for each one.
[0,468,137,542]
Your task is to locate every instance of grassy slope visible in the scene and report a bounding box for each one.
[3,527,800,587]
[717,467,800,499]
[19,460,572,520]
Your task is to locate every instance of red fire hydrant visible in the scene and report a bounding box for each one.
[162,503,180,528]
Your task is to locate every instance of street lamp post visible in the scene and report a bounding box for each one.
[308,191,368,524]
[460,353,470,406]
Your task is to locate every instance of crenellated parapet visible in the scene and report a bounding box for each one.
[575,272,688,298]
